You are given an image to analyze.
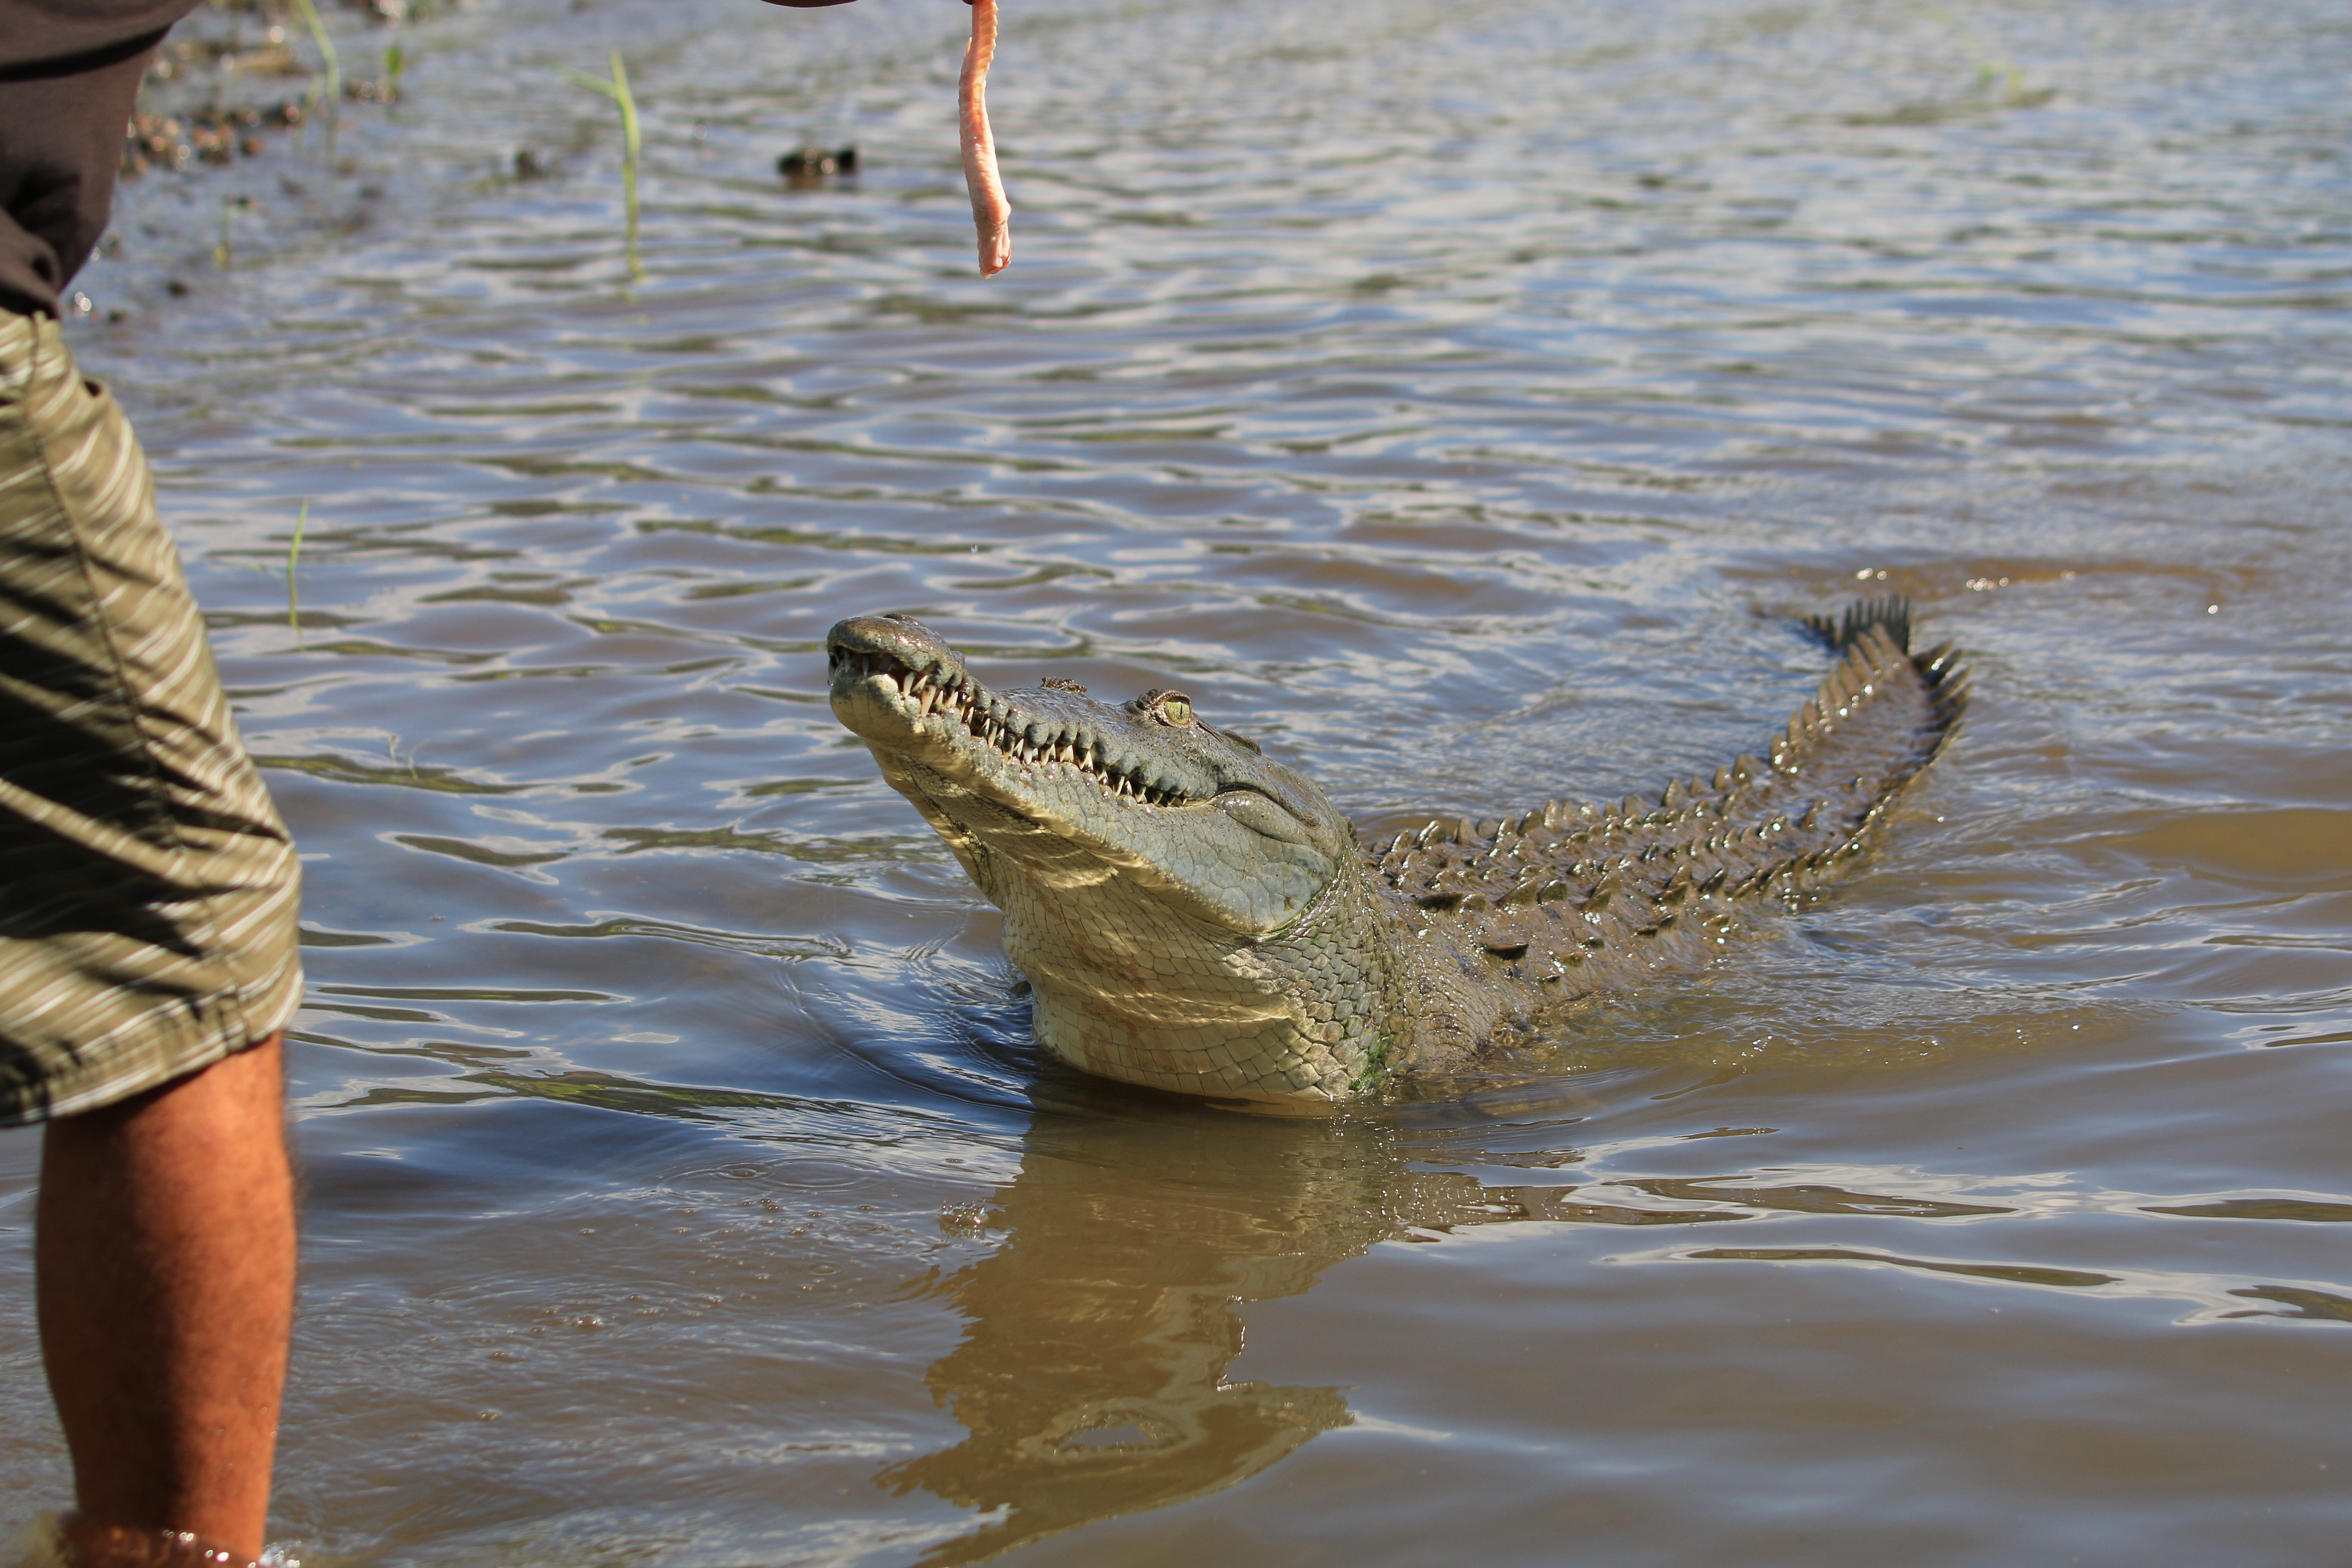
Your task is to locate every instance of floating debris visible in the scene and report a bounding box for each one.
[116,0,407,180]
[122,101,304,176]
[777,145,858,186]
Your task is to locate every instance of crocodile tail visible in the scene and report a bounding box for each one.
[1802,594,1913,656]
[1767,606,1966,823]
[1372,600,1967,977]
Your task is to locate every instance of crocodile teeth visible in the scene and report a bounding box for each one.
[860,649,1206,806]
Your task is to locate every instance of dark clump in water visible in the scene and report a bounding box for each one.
[778,144,859,186]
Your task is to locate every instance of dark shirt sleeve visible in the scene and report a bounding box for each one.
[0,3,201,317]
[0,0,196,68]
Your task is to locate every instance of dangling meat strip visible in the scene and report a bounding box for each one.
[959,0,1011,276]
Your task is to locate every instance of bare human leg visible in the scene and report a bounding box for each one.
[37,1036,295,1565]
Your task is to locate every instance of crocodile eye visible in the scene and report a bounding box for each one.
[1129,688,1196,726]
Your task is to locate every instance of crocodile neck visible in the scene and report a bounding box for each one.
[997,837,1508,1102]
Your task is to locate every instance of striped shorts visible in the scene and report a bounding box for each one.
[0,310,300,1124]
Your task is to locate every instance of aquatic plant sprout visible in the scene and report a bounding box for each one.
[287,498,309,646]
[559,53,646,283]
[289,0,342,120]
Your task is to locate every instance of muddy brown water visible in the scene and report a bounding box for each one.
[6,0,2351,1562]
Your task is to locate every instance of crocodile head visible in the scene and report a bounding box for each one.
[828,613,1392,1102]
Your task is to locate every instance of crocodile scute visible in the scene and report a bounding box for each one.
[827,599,1966,1106]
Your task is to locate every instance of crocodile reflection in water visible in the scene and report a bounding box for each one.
[878,1081,1735,1567]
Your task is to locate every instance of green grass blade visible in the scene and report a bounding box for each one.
[290,0,342,117]
[288,499,309,646]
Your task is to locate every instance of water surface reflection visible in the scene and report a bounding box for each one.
[883,1095,1371,1564]
[878,1070,2118,1564]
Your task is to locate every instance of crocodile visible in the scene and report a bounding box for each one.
[827,600,1966,1106]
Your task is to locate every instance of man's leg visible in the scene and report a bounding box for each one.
[1,311,304,1562]
[36,1035,294,1562]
